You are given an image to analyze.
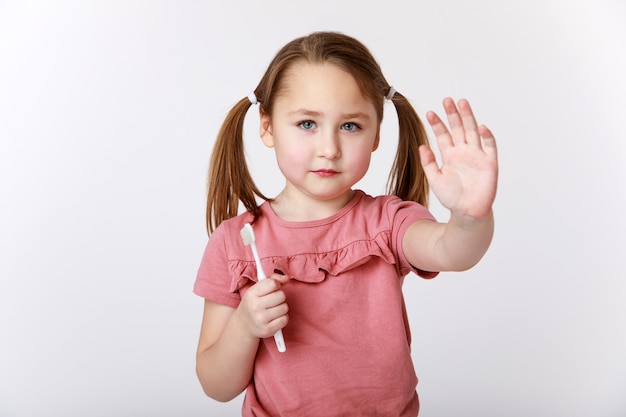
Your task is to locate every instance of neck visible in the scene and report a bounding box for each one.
[270,189,355,222]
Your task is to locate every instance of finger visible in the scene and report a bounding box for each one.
[458,99,481,147]
[254,277,284,297]
[267,311,289,334]
[264,300,289,331]
[267,302,289,319]
[479,124,498,160]
[418,144,441,182]
[426,110,453,152]
[257,306,289,337]
[442,97,466,145]
[263,289,287,308]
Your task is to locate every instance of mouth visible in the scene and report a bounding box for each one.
[312,169,339,177]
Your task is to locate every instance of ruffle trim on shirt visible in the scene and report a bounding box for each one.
[227,231,397,292]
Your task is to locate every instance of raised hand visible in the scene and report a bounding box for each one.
[419,98,498,220]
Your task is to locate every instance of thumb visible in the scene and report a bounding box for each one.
[418,144,440,182]
[269,272,291,285]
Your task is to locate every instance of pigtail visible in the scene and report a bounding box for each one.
[386,92,430,208]
[206,97,269,234]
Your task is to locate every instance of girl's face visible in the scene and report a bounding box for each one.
[260,62,379,212]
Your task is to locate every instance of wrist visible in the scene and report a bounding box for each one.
[449,209,494,229]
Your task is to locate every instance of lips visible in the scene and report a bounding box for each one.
[312,169,338,177]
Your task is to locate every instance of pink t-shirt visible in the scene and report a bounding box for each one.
[194,190,438,417]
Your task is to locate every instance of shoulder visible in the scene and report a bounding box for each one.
[213,211,253,235]
[354,190,434,223]
[207,209,257,254]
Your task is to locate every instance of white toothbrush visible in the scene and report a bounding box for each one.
[240,223,286,353]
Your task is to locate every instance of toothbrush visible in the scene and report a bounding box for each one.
[240,223,287,353]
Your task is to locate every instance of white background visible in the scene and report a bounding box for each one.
[1,1,625,416]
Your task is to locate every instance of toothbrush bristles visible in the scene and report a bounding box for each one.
[241,223,263,271]
[240,223,255,246]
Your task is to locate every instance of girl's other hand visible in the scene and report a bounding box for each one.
[236,273,290,339]
[420,98,498,220]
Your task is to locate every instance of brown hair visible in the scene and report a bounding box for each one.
[206,31,430,234]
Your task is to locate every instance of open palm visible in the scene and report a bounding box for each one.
[419,98,498,219]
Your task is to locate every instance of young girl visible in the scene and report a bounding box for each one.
[194,31,498,416]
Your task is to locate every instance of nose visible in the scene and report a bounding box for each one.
[317,129,341,159]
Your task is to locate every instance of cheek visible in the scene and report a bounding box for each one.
[349,147,375,173]
[274,143,308,173]
[279,144,302,160]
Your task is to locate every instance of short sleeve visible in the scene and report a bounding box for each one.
[384,197,439,279]
[193,224,241,308]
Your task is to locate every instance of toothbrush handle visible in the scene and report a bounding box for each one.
[257,264,286,352]
[248,239,286,352]
[258,271,287,352]
[273,329,286,353]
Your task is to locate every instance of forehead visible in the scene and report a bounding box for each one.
[282,61,355,84]
[275,61,374,112]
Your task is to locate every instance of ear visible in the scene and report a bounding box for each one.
[372,132,380,152]
[260,111,275,148]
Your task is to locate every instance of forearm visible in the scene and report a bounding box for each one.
[196,308,260,402]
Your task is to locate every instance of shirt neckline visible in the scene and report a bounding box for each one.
[261,190,365,229]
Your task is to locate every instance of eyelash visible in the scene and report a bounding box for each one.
[342,122,360,131]
[299,120,316,130]
[298,121,361,131]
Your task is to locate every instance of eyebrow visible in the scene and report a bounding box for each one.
[288,109,372,120]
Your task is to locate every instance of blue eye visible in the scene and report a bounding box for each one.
[299,120,316,130]
[341,122,360,131]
